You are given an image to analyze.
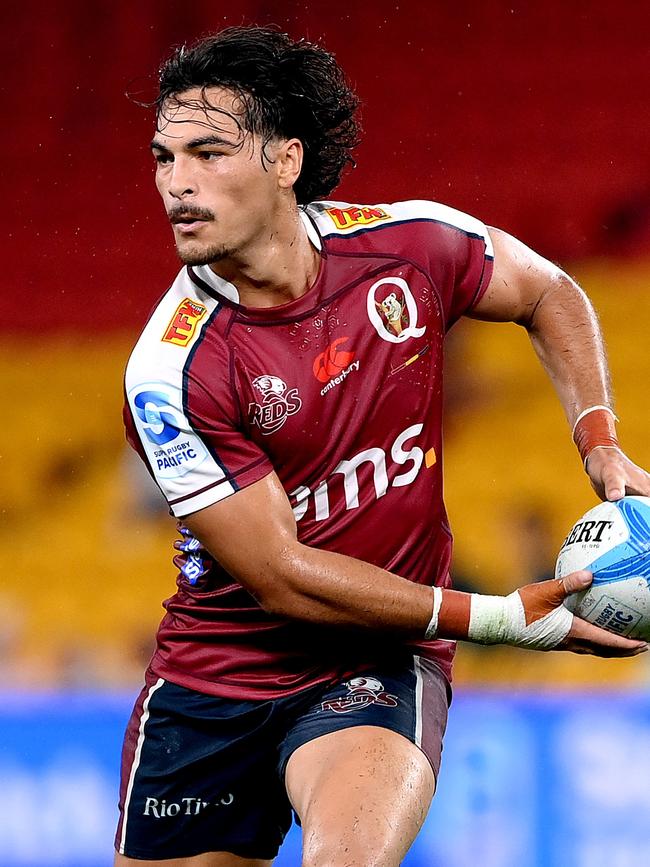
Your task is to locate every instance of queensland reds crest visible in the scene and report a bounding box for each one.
[248,374,302,435]
[321,676,399,714]
[367,277,426,343]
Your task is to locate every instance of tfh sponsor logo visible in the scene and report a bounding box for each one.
[313,337,361,395]
[290,423,436,522]
[321,677,399,715]
[162,298,207,346]
[143,793,234,818]
[248,375,302,435]
[326,205,390,231]
[367,277,426,344]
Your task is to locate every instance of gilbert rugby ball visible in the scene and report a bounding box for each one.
[555,496,650,640]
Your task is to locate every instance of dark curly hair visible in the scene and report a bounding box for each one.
[154,26,361,204]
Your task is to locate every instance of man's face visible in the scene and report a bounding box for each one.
[151,87,285,266]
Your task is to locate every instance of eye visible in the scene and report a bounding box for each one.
[154,152,173,165]
[197,151,222,161]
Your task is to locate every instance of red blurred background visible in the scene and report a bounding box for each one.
[7,0,650,332]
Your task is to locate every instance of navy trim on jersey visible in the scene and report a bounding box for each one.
[180,305,238,490]
[319,216,495,256]
[167,454,270,506]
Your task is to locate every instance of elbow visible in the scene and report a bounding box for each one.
[247,543,309,619]
[523,271,586,333]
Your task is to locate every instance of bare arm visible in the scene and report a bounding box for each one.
[183,472,645,656]
[471,227,650,500]
[184,472,435,635]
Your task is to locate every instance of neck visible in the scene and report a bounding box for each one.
[208,204,320,308]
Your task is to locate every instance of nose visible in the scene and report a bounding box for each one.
[167,157,197,200]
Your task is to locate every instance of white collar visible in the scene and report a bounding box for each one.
[192,208,322,304]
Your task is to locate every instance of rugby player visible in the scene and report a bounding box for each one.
[116,26,650,867]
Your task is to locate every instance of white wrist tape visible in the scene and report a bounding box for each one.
[424,587,443,639]
[467,591,573,649]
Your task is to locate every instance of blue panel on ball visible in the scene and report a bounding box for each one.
[619,499,650,552]
[587,499,650,585]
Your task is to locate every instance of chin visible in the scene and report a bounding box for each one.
[177,243,233,266]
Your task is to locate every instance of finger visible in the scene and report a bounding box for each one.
[517,572,592,627]
[562,615,648,658]
[622,466,650,498]
[562,636,648,658]
[601,465,625,501]
[559,570,593,595]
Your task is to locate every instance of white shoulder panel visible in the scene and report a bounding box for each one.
[306,199,494,257]
[124,268,236,517]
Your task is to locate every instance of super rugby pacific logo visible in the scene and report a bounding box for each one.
[133,389,184,446]
[367,277,426,344]
[248,375,302,435]
[128,383,209,479]
[321,677,399,715]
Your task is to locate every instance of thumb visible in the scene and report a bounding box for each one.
[560,570,593,595]
[517,572,592,626]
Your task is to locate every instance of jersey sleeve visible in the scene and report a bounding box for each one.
[414,202,495,328]
[124,363,273,519]
[309,199,494,329]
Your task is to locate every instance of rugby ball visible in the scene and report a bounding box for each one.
[555,496,650,640]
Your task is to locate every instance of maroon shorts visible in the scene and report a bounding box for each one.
[115,655,450,861]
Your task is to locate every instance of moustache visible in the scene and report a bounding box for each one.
[168,206,215,224]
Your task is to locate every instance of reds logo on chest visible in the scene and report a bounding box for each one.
[247,374,302,435]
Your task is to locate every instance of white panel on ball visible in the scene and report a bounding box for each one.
[555,496,650,640]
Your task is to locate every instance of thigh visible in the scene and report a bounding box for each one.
[286,726,434,867]
[115,851,271,866]
[282,656,449,867]
[115,671,292,862]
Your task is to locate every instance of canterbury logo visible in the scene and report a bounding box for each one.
[313,338,355,383]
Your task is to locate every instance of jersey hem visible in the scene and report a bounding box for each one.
[149,659,340,701]
[150,649,453,700]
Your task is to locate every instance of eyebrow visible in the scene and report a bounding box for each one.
[150,134,235,152]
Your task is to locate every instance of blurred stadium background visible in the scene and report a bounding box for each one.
[3,1,650,864]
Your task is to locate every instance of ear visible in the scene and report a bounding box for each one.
[275,138,304,191]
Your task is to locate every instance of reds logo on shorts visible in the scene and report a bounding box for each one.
[320,676,399,714]
[248,375,302,435]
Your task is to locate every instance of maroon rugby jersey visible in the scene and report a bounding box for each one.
[124,199,494,699]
